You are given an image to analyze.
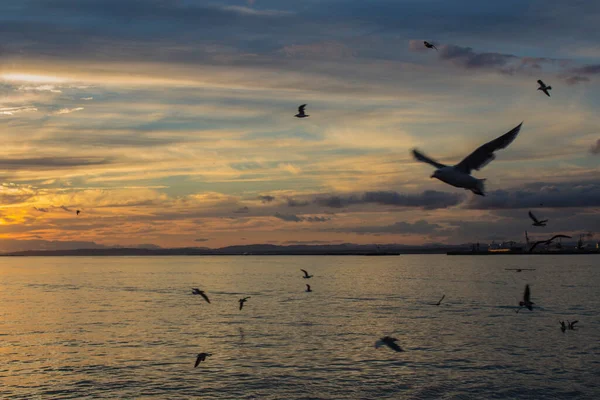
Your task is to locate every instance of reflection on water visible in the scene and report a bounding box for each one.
[1,255,599,399]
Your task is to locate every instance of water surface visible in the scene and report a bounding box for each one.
[1,255,599,399]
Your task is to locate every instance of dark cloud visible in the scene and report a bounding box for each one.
[194,238,209,242]
[466,182,600,209]
[258,195,275,203]
[0,157,111,170]
[315,190,464,210]
[233,206,250,214]
[34,207,50,212]
[274,212,330,222]
[590,139,600,155]
[562,64,600,85]
[60,205,73,212]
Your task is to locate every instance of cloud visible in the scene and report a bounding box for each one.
[0,157,111,170]
[233,206,250,214]
[54,107,84,115]
[0,106,38,116]
[81,97,94,100]
[258,195,275,203]
[286,197,309,207]
[590,139,600,155]
[194,238,210,242]
[315,190,464,210]
[33,207,50,212]
[18,84,62,93]
[274,213,330,223]
[562,64,600,85]
[60,205,73,212]
[466,182,600,209]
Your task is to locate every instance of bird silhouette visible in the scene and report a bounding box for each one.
[423,41,438,51]
[528,211,547,227]
[412,123,522,196]
[301,269,313,279]
[295,104,309,118]
[529,234,572,252]
[76,210,81,216]
[191,288,211,303]
[194,352,212,368]
[239,297,250,310]
[537,80,552,97]
[375,336,403,352]
[517,284,534,312]
[305,284,312,292]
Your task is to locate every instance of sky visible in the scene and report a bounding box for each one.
[0,0,599,251]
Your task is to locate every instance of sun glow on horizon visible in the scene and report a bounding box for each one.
[1,73,67,83]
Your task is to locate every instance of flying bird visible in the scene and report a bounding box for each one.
[529,234,572,252]
[517,284,534,312]
[412,123,523,196]
[433,295,445,306]
[528,211,547,227]
[301,269,313,279]
[305,284,312,292]
[505,268,536,272]
[76,210,81,216]
[423,41,438,51]
[537,80,552,97]
[239,297,250,310]
[375,336,403,352]
[295,104,309,118]
[194,352,212,368]
[560,321,567,332]
[191,288,211,304]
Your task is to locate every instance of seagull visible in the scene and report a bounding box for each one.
[412,123,523,196]
[423,41,438,51]
[76,210,81,216]
[194,352,212,368]
[568,320,578,330]
[528,211,547,227]
[560,321,567,332]
[295,104,309,118]
[375,336,403,352]
[305,284,312,292]
[239,297,250,310]
[301,269,313,279]
[191,288,211,304]
[432,294,445,306]
[537,80,552,97]
[505,268,536,272]
[529,234,572,252]
[517,284,534,312]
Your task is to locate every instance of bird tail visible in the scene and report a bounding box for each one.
[471,179,486,196]
[547,86,552,90]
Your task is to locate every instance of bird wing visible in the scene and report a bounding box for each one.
[548,234,572,242]
[301,269,309,277]
[298,104,306,113]
[537,80,545,87]
[454,123,522,174]
[437,295,445,305]
[528,211,540,224]
[524,285,531,303]
[239,302,243,310]
[543,89,550,97]
[200,292,211,304]
[386,341,403,352]
[570,320,578,328]
[194,355,201,368]
[411,149,447,169]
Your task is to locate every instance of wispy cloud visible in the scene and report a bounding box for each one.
[54,107,84,115]
[0,106,38,116]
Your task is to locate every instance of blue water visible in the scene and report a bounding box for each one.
[1,255,599,399]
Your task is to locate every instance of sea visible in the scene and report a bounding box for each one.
[1,255,599,399]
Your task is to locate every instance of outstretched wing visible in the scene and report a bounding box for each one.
[537,80,545,87]
[548,234,572,242]
[301,269,309,277]
[194,355,201,368]
[524,284,531,303]
[454,123,523,174]
[528,211,540,224]
[298,104,306,113]
[570,320,579,328]
[411,149,447,169]
[200,292,211,304]
[437,295,445,305]
[386,341,403,352]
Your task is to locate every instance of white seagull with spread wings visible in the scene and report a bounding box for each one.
[412,123,523,196]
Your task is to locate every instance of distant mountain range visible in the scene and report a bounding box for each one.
[0,243,472,256]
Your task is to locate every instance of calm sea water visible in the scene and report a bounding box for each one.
[1,255,599,399]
